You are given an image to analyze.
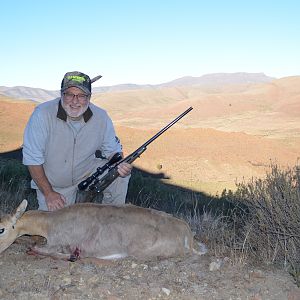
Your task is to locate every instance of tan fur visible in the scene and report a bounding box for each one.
[0,200,197,260]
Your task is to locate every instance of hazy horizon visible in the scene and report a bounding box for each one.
[0,71,279,90]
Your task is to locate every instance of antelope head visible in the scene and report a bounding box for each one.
[0,199,28,254]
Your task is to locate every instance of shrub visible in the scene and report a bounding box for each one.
[233,163,300,269]
[0,158,36,212]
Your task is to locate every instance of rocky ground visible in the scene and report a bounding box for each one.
[0,237,299,300]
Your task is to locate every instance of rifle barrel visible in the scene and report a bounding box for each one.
[139,106,193,149]
[80,106,193,196]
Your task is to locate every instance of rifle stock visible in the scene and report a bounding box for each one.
[79,107,193,202]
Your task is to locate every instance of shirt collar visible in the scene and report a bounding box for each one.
[57,100,93,122]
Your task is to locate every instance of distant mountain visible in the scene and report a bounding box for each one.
[0,72,275,102]
[160,72,275,87]
[93,83,154,93]
[0,86,59,102]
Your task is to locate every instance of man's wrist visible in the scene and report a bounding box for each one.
[42,187,55,197]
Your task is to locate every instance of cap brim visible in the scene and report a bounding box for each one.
[61,84,91,95]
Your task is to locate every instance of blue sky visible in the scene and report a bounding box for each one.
[1,0,299,90]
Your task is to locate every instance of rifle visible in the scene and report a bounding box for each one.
[78,106,193,202]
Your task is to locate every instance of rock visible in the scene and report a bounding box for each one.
[250,293,262,300]
[209,259,222,271]
[249,269,266,279]
[131,262,137,268]
[197,242,208,255]
[87,275,99,284]
[62,276,72,285]
[162,287,171,296]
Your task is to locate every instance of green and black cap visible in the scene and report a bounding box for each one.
[61,71,92,95]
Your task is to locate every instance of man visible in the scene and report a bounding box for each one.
[23,71,132,211]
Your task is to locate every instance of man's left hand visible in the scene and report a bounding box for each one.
[117,162,132,177]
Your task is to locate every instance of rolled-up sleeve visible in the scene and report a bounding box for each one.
[22,107,48,165]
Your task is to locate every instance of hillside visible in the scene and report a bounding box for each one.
[94,76,300,139]
[116,126,300,194]
[0,76,299,195]
[0,95,35,151]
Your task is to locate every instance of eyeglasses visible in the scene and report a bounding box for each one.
[63,92,89,102]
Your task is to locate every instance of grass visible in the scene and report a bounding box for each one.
[232,163,300,278]
[1,158,300,285]
[127,167,235,216]
[128,163,300,284]
[171,178,237,196]
[0,158,37,212]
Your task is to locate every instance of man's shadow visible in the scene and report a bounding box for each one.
[127,166,236,217]
[0,147,237,216]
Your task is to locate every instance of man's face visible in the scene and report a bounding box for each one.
[61,87,90,118]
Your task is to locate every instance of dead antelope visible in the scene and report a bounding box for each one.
[0,200,206,261]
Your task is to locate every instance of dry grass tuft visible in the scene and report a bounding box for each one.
[234,164,300,265]
[0,158,37,213]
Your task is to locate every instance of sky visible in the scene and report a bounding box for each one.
[1,0,299,90]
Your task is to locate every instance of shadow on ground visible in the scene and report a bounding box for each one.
[127,166,235,216]
[0,147,235,216]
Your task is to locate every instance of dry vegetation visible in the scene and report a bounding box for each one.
[0,77,300,296]
[1,157,300,289]
[1,76,300,195]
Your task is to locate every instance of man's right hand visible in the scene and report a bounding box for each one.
[27,165,66,211]
[45,191,66,211]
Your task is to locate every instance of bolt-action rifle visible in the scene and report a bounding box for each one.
[78,107,193,202]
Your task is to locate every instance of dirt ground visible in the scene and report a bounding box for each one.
[0,237,298,300]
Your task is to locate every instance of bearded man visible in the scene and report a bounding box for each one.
[23,71,132,211]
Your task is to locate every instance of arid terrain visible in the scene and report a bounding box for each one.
[1,76,299,194]
[1,75,300,299]
[0,236,299,300]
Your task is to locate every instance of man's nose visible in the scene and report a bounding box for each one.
[71,95,80,103]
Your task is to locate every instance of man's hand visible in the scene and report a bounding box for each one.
[45,191,66,211]
[27,165,66,211]
[117,162,132,177]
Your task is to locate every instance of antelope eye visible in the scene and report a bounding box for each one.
[0,228,5,235]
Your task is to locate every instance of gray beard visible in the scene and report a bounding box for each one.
[61,99,89,119]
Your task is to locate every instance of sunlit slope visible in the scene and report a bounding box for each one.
[93,76,300,138]
[0,95,35,151]
[1,76,299,195]
[116,126,300,195]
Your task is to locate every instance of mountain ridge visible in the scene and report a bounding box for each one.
[0,72,275,102]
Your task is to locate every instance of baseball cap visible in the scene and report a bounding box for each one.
[61,71,91,94]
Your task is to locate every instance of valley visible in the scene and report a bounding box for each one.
[1,75,299,195]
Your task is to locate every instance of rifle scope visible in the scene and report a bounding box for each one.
[78,152,122,191]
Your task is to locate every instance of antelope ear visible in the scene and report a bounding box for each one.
[11,199,28,224]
